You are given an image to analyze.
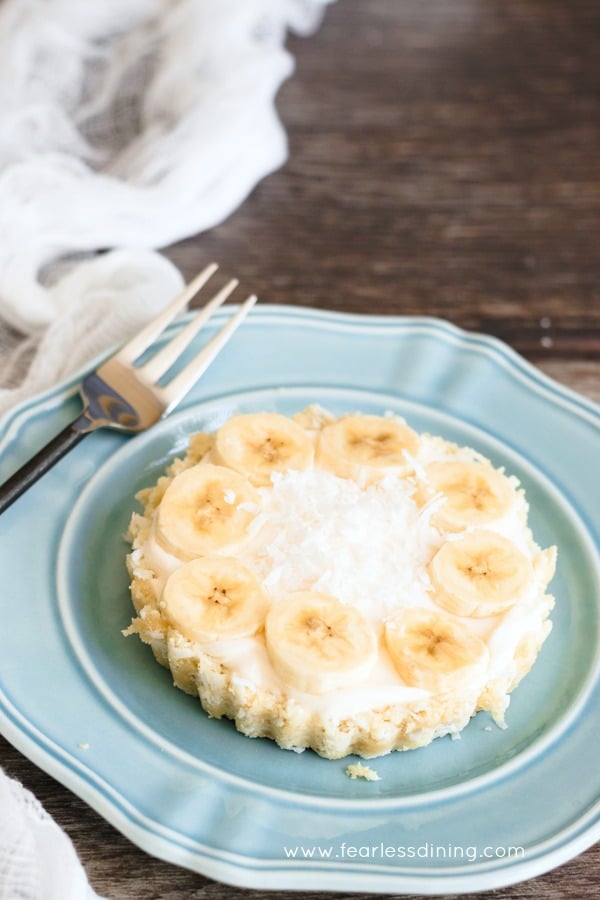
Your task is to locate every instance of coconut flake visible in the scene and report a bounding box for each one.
[237,469,440,618]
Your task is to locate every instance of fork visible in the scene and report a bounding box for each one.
[0,263,256,515]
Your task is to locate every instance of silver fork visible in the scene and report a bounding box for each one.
[0,263,257,514]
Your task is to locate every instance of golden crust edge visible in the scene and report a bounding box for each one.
[124,566,554,759]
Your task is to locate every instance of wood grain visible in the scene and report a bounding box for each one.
[166,0,600,366]
[2,1,598,897]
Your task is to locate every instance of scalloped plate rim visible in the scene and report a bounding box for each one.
[1,308,599,894]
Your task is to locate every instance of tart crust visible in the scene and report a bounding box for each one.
[124,410,555,760]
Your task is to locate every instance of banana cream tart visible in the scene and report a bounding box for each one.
[124,407,557,759]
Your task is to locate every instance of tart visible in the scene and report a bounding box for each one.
[124,407,557,759]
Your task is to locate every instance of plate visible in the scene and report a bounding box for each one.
[1,307,599,894]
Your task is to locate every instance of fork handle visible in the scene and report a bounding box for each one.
[0,418,89,515]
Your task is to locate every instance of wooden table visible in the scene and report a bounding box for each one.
[2,1,598,896]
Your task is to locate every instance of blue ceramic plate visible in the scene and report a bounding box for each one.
[1,307,598,893]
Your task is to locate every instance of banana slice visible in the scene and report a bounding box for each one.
[428,530,531,617]
[156,463,260,560]
[162,557,269,643]
[213,412,314,486]
[316,414,419,481]
[424,460,516,532]
[384,608,489,692]
[265,591,378,694]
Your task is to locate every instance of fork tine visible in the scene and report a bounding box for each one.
[161,293,257,412]
[115,262,218,363]
[138,277,239,382]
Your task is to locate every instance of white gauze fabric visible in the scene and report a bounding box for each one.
[0,0,333,415]
[0,768,104,899]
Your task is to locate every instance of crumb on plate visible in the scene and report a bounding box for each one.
[345,762,381,782]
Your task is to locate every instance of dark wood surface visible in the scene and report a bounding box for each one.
[2,1,598,897]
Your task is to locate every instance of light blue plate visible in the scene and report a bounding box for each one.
[1,307,598,893]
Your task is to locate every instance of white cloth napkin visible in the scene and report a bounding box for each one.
[0,769,103,899]
[0,0,331,895]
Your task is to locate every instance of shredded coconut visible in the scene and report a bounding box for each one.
[237,469,442,618]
